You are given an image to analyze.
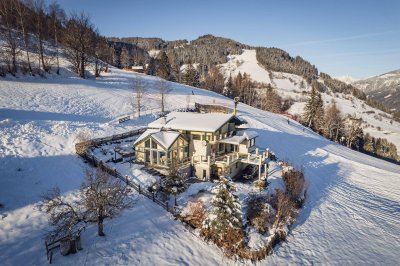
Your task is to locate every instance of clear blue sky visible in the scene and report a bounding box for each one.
[52,0,400,79]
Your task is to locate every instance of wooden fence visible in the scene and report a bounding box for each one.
[75,128,177,215]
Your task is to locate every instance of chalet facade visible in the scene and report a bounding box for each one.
[134,112,268,180]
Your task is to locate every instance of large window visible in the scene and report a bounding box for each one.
[250,138,255,147]
[145,139,150,148]
[192,134,201,140]
[151,141,157,149]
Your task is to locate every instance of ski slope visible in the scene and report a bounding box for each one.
[1,66,400,265]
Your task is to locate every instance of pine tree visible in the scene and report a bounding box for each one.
[146,58,156,76]
[224,74,234,98]
[202,178,243,247]
[120,46,131,69]
[157,51,171,80]
[344,116,363,150]
[303,83,324,132]
[263,85,282,113]
[163,163,186,205]
[183,62,199,87]
[323,100,344,141]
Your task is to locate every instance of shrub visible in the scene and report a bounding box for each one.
[271,190,297,230]
[254,180,267,191]
[282,169,306,206]
[180,200,206,228]
[246,195,274,234]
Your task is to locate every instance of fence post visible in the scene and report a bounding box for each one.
[138,185,141,194]
[166,201,169,211]
[152,193,155,202]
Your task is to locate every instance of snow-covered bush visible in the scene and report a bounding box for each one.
[180,200,206,228]
[75,129,92,155]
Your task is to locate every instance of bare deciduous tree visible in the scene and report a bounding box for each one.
[131,78,147,117]
[0,0,19,75]
[40,187,84,241]
[81,167,134,236]
[15,0,33,74]
[48,1,65,75]
[41,167,133,239]
[62,12,94,78]
[31,0,48,72]
[158,79,172,113]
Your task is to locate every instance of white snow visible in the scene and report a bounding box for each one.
[151,131,181,149]
[148,49,160,58]
[219,129,258,145]
[148,111,233,132]
[219,49,272,84]
[335,75,358,84]
[133,129,180,150]
[1,55,400,265]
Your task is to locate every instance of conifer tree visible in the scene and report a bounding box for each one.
[303,83,324,132]
[146,58,156,76]
[183,62,199,87]
[323,100,344,141]
[120,46,131,69]
[202,178,243,247]
[164,163,186,205]
[157,51,171,80]
[344,116,363,150]
[224,74,234,98]
[263,85,282,113]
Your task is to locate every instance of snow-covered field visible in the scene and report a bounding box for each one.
[1,64,400,265]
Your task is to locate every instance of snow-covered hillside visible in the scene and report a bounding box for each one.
[219,49,400,155]
[335,75,358,84]
[353,69,400,112]
[1,64,400,265]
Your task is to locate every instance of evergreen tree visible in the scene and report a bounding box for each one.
[344,117,363,150]
[303,83,324,132]
[146,58,156,76]
[202,178,243,245]
[183,62,199,87]
[201,66,225,93]
[323,100,344,142]
[163,163,186,205]
[157,51,171,80]
[263,85,282,113]
[224,74,234,98]
[120,46,131,69]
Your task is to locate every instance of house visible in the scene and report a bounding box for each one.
[134,112,268,180]
[131,66,144,73]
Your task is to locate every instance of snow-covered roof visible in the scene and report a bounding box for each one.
[131,66,144,70]
[133,129,181,150]
[151,131,181,150]
[218,130,258,145]
[148,112,234,132]
[134,129,160,146]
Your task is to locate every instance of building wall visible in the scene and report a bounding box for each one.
[193,164,210,180]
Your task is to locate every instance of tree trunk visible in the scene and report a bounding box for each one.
[98,217,105,236]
